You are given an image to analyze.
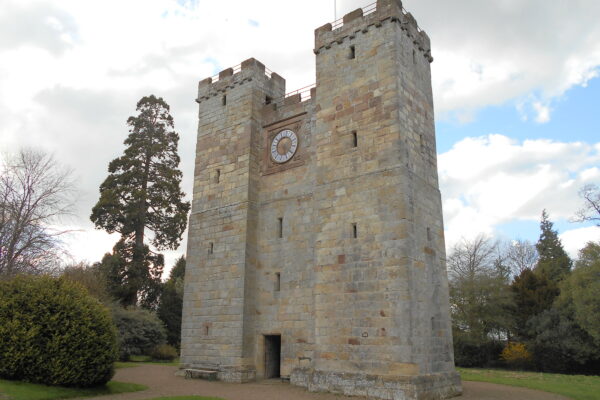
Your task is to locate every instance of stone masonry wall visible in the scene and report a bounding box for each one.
[182,0,460,397]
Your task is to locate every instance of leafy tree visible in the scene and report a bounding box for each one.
[510,268,558,339]
[574,184,600,226]
[535,210,571,282]
[559,242,600,341]
[527,307,600,373]
[61,262,113,305]
[448,236,514,343]
[111,305,166,361]
[157,256,185,349]
[0,149,75,276]
[91,95,190,307]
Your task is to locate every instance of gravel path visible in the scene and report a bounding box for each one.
[78,364,570,400]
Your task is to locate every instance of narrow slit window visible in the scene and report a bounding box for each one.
[352,131,358,148]
[278,217,283,238]
[427,227,432,241]
[412,49,416,64]
[352,223,358,238]
[209,242,214,255]
[215,169,221,183]
[205,325,210,336]
[275,272,281,292]
[265,95,272,105]
[349,45,356,59]
[419,134,425,152]
[222,95,227,106]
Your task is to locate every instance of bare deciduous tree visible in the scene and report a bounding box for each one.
[504,239,538,276]
[573,184,600,226]
[0,149,75,276]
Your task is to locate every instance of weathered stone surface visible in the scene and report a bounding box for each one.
[181,0,459,398]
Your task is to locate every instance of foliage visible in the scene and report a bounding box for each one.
[157,256,186,348]
[559,241,600,341]
[91,95,190,307]
[149,344,178,361]
[510,268,558,339]
[452,333,503,368]
[457,368,600,400]
[0,275,117,387]
[61,262,113,304]
[526,308,600,373]
[0,379,146,400]
[500,342,532,369]
[448,235,513,342]
[535,210,572,282]
[99,238,164,309]
[111,306,167,361]
[0,149,75,276]
[574,183,600,226]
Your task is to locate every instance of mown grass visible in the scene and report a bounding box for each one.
[0,379,146,400]
[458,367,600,400]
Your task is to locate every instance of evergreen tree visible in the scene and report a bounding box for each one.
[98,238,164,309]
[157,256,186,349]
[91,95,190,307]
[535,210,571,282]
[511,268,558,339]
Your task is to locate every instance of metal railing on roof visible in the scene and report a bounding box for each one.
[329,1,421,32]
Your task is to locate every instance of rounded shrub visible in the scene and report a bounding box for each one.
[149,344,178,361]
[111,306,167,361]
[0,275,118,387]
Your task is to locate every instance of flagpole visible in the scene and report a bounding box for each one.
[334,0,337,20]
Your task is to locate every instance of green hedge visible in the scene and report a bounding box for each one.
[0,275,118,387]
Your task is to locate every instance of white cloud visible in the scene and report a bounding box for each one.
[560,226,600,259]
[1,0,600,272]
[439,135,600,247]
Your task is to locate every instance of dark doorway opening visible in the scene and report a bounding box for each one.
[264,335,281,379]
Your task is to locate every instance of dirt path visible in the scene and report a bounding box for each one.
[78,364,570,400]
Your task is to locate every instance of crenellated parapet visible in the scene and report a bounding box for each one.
[196,58,286,105]
[314,0,433,62]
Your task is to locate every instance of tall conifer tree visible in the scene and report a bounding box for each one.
[535,210,572,282]
[91,95,190,307]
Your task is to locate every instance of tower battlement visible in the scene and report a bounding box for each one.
[315,0,432,62]
[196,57,286,105]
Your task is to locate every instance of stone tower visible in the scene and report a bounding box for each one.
[181,1,461,399]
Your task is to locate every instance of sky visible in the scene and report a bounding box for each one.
[1,0,599,273]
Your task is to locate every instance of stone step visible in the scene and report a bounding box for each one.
[185,368,218,381]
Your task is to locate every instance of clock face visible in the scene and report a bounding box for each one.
[270,129,298,164]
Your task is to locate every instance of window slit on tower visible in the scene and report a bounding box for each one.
[349,45,356,59]
[278,217,283,238]
[352,131,358,148]
[352,223,358,239]
[215,169,221,183]
[275,272,281,292]
[209,242,214,255]
[222,95,227,106]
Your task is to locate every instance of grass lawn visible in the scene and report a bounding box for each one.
[0,379,146,400]
[458,367,600,400]
[146,397,224,400]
